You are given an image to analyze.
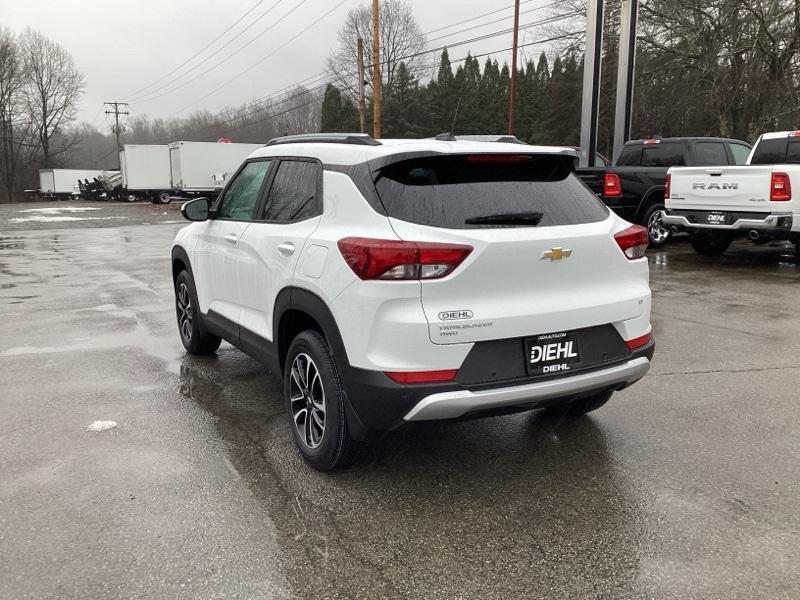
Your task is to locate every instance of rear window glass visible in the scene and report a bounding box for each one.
[616,145,641,166]
[785,141,800,163]
[694,142,728,166]
[373,154,609,230]
[640,143,685,166]
[751,137,788,164]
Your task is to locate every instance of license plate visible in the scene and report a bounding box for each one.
[706,212,726,224]
[525,333,581,376]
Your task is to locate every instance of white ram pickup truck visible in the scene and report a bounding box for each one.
[663,130,800,256]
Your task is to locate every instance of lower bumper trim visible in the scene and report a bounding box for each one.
[403,357,651,421]
[661,210,792,231]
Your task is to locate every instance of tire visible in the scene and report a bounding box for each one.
[642,202,670,248]
[156,191,172,204]
[174,270,221,355]
[690,231,733,256]
[543,390,614,418]
[284,330,356,471]
[126,194,137,203]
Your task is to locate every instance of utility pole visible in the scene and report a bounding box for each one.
[507,0,521,135]
[104,101,129,169]
[357,37,367,134]
[613,0,639,162]
[371,0,381,139]
[578,0,604,168]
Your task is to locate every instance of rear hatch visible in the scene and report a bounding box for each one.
[667,165,778,212]
[373,152,650,345]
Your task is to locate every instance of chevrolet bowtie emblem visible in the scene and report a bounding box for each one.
[541,247,573,261]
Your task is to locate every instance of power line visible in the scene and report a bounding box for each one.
[172,0,352,115]
[131,0,313,104]
[121,0,274,100]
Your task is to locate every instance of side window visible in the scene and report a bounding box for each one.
[216,160,273,220]
[694,142,728,166]
[640,143,685,167]
[615,145,641,166]
[261,160,320,223]
[729,143,752,165]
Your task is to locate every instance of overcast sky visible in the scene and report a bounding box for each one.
[1,0,566,128]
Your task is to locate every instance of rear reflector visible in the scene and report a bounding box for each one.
[770,172,792,201]
[604,172,622,197]
[338,237,473,280]
[625,332,652,350]
[385,369,458,384]
[614,224,649,260]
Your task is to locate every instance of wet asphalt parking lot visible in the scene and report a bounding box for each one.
[1,201,799,599]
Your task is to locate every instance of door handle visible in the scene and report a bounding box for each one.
[224,233,238,245]
[277,242,295,256]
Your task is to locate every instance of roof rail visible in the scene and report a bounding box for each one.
[266,133,381,147]
[454,135,526,144]
[434,132,456,141]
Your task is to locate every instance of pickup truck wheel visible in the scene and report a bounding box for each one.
[284,330,357,471]
[544,390,613,418]
[643,203,670,248]
[690,232,733,256]
[175,270,222,355]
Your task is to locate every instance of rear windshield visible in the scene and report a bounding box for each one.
[639,143,685,167]
[750,138,788,164]
[373,154,609,229]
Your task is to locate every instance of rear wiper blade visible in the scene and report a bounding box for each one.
[465,211,544,226]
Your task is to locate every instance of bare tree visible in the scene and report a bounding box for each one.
[327,0,425,101]
[19,29,84,167]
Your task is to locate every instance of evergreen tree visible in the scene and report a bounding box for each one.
[383,62,427,138]
[319,84,359,133]
[427,48,457,134]
[541,54,581,146]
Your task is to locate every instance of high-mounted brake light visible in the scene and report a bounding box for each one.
[384,369,458,384]
[624,332,652,350]
[770,172,792,201]
[465,154,531,163]
[614,225,649,260]
[788,131,800,138]
[643,139,661,145]
[337,237,473,281]
[604,172,622,197]
[664,173,671,200]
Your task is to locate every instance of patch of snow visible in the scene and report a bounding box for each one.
[19,207,102,214]
[9,216,126,223]
[87,420,118,432]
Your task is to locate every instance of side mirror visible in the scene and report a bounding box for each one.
[181,197,210,222]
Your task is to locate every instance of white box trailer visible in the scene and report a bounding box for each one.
[169,141,264,194]
[38,169,110,197]
[119,144,172,202]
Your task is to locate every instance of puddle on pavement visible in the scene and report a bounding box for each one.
[0,237,25,251]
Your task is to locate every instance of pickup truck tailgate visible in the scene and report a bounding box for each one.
[668,166,777,212]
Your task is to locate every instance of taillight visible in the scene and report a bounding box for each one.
[664,173,671,200]
[614,224,649,260]
[604,172,622,197]
[337,237,473,280]
[384,369,458,384]
[789,131,800,138]
[770,172,792,201]
[624,332,652,350]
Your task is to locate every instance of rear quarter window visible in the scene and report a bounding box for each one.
[615,145,641,166]
[373,154,609,230]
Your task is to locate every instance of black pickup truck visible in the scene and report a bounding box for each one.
[577,137,752,246]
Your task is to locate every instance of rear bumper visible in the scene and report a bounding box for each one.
[403,356,651,421]
[339,340,654,439]
[662,209,793,231]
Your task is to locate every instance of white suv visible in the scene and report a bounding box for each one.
[172,134,654,470]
